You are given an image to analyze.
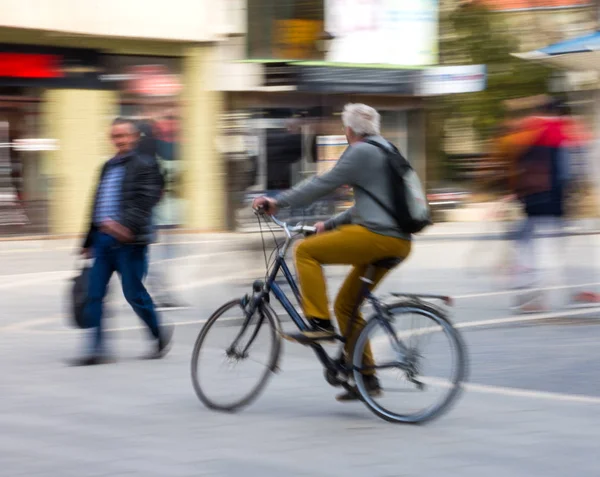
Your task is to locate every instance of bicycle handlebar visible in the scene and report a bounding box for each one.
[254,207,317,237]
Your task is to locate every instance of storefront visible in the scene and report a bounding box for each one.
[102,55,185,229]
[223,62,427,232]
[0,40,224,236]
[0,45,107,236]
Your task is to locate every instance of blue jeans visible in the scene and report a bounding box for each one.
[84,232,160,354]
[513,216,565,289]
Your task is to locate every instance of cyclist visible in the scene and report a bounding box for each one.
[253,103,412,401]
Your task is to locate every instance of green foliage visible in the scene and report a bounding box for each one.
[440,4,551,139]
[426,4,553,184]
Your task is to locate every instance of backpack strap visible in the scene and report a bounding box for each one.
[354,139,401,223]
[364,138,398,154]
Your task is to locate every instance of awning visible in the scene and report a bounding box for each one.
[261,61,486,96]
[513,32,600,71]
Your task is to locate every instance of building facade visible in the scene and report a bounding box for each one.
[0,0,484,235]
[0,0,245,236]
[215,0,485,231]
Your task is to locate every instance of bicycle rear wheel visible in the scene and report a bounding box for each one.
[191,299,282,412]
[353,301,467,424]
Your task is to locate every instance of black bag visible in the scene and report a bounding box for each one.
[70,265,92,329]
[356,140,432,234]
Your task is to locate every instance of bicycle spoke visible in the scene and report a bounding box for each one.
[191,299,281,412]
[353,302,466,423]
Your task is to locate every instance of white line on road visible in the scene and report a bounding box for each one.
[453,306,600,330]
[6,315,244,334]
[0,251,247,288]
[5,306,600,405]
[0,271,74,289]
[462,381,600,405]
[0,315,63,332]
[454,282,600,300]
[15,304,600,336]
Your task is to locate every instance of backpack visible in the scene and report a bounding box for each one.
[356,139,432,234]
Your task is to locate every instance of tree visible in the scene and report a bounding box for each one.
[426,3,552,184]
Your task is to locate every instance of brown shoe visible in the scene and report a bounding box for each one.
[336,375,382,402]
[284,319,337,344]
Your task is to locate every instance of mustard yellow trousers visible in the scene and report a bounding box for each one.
[295,225,411,368]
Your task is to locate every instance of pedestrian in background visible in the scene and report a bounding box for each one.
[76,117,173,365]
[506,98,600,312]
[137,109,186,309]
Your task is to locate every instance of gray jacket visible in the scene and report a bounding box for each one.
[276,135,410,240]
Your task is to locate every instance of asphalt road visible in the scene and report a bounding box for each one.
[1,232,600,476]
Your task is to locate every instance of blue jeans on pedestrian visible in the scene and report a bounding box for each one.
[84,232,160,355]
[513,216,565,290]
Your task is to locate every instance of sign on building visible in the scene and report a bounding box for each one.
[325,0,439,66]
[419,65,487,96]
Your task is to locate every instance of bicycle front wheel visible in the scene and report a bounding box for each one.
[353,301,467,424]
[191,299,282,412]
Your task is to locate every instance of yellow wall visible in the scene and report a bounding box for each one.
[43,89,117,235]
[181,46,226,230]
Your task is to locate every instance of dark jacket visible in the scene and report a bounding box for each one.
[512,117,567,217]
[83,151,163,248]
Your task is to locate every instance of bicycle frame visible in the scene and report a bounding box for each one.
[234,214,445,378]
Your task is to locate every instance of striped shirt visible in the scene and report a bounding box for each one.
[94,156,126,225]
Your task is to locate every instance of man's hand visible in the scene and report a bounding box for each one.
[100,219,134,243]
[314,221,327,234]
[80,248,92,259]
[252,196,278,216]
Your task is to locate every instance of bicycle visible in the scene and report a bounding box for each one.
[191,212,467,424]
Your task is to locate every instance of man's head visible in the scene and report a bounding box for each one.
[110,117,140,155]
[341,103,381,145]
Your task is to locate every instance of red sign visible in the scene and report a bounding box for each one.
[0,53,64,79]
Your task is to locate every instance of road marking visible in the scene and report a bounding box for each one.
[462,381,600,405]
[169,268,267,291]
[14,303,600,336]
[0,315,63,332]
[453,282,600,300]
[454,307,600,330]
[6,307,600,405]
[0,252,248,288]
[150,250,238,264]
[6,315,244,334]
[0,271,74,289]
[421,376,600,405]
[10,316,600,407]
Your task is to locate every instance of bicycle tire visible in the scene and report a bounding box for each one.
[353,300,467,424]
[191,299,282,412]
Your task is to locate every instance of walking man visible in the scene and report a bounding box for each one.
[76,117,173,365]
